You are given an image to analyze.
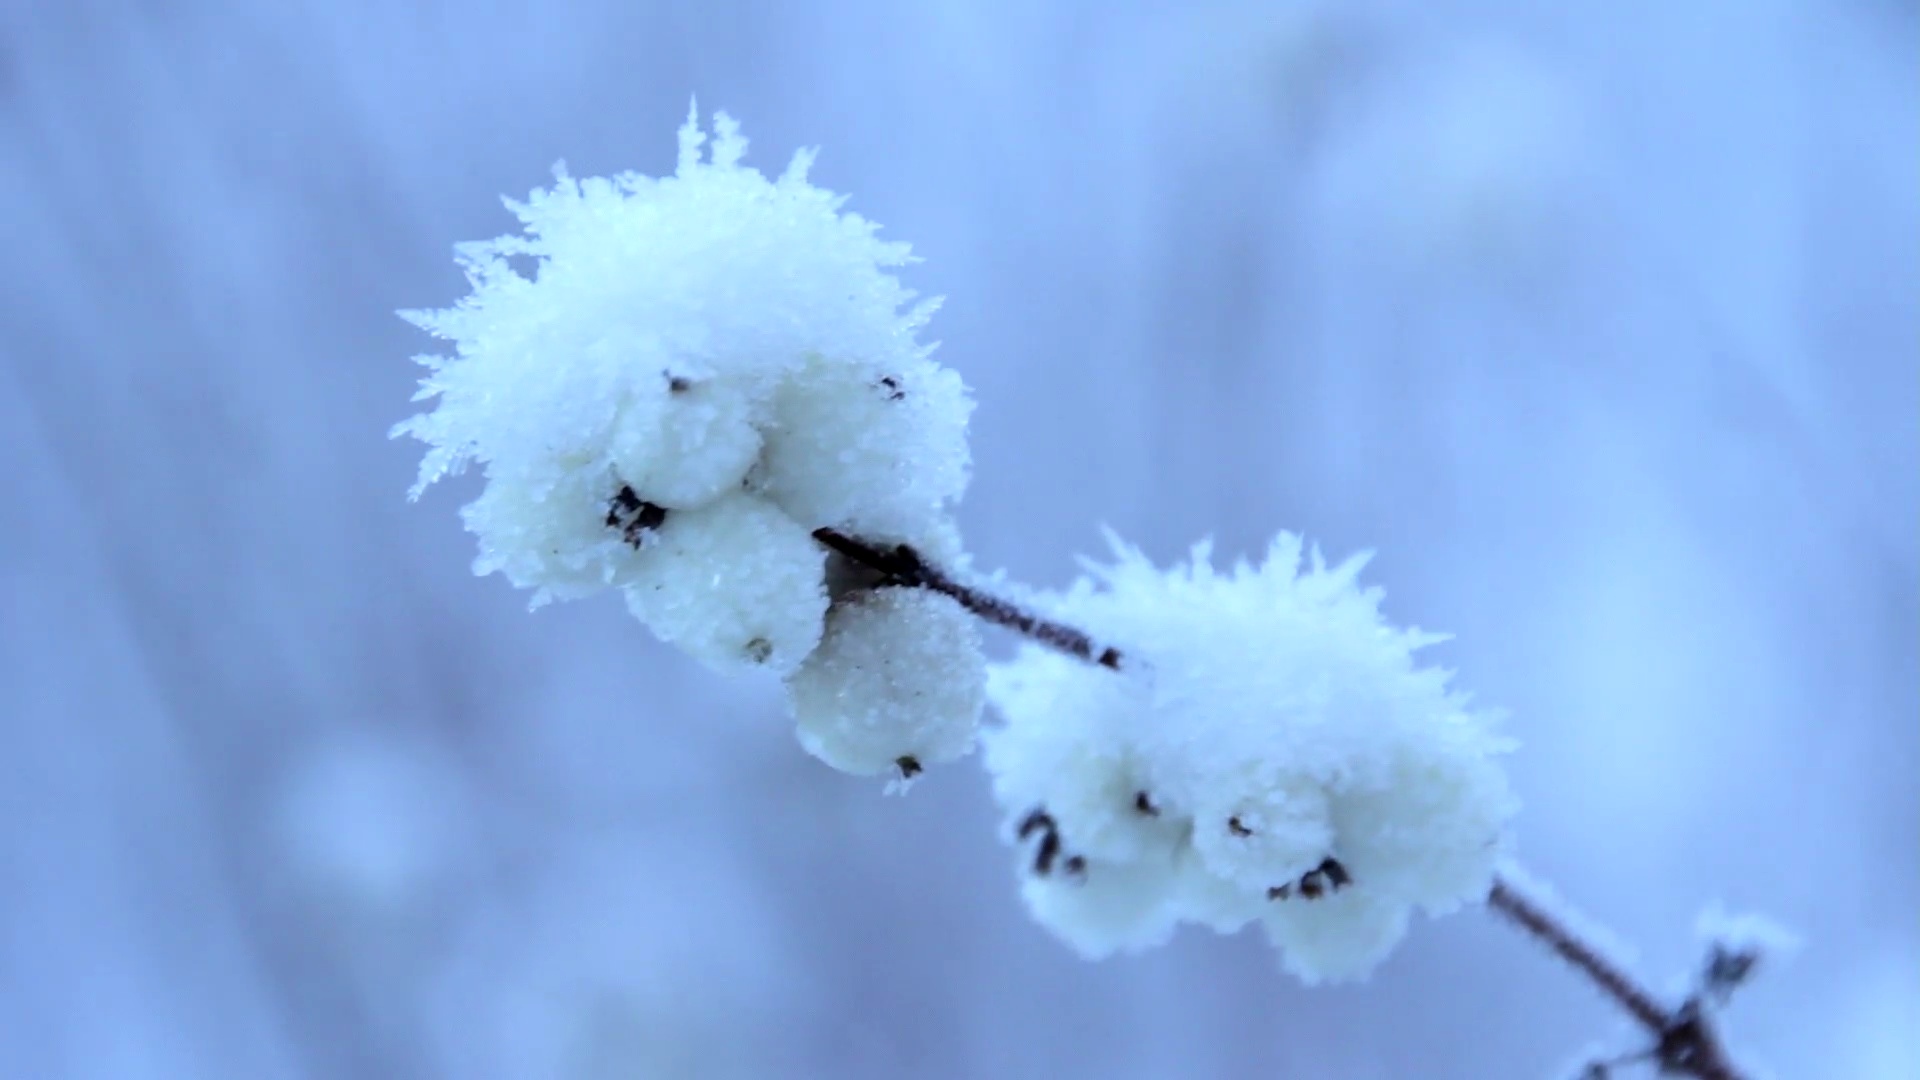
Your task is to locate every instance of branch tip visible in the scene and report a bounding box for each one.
[1488,872,1747,1080]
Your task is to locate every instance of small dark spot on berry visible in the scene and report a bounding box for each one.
[1016,807,1053,840]
[895,755,923,779]
[607,485,668,546]
[1228,817,1253,837]
[1133,791,1158,816]
[1063,855,1087,878]
[1270,858,1351,901]
[877,375,905,401]
[606,484,643,525]
[743,637,773,663]
[1034,831,1062,876]
[1320,857,1352,889]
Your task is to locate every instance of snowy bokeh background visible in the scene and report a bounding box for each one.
[3,0,1914,1077]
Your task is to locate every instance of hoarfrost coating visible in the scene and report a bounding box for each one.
[392,107,976,748]
[984,532,1519,982]
[399,107,1518,980]
[788,586,988,780]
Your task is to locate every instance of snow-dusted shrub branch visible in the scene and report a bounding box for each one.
[1485,869,1785,1080]
[826,515,1778,1080]
[812,527,1125,671]
[395,107,1787,1078]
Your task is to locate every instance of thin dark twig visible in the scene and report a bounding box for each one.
[812,527,1123,669]
[819,525,1749,1079]
[1489,873,1745,1080]
[1487,876,1668,1031]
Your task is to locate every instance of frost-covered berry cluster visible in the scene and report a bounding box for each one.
[394,107,983,779]
[393,108,1779,1067]
[983,533,1518,983]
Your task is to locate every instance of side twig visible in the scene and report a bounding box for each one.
[1488,873,1745,1080]
[812,527,1123,670]
[822,528,1752,1080]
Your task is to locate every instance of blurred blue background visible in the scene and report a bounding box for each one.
[2,1,1915,1077]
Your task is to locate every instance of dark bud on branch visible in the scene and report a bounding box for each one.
[810,528,1125,671]
[607,485,668,547]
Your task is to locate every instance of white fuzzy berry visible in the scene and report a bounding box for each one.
[396,106,962,617]
[1171,848,1268,935]
[786,586,985,779]
[981,657,1183,864]
[1261,888,1412,985]
[1321,741,1515,914]
[1188,781,1335,895]
[462,459,646,607]
[608,369,763,510]
[623,494,827,676]
[757,353,972,542]
[984,530,1517,981]
[1019,857,1183,959]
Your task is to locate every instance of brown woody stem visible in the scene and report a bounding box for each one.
[812,527,1123,670]
[1488,872,1745,1080]
[816,527,1748,1079]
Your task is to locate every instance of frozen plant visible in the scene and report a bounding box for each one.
[398,108,1782,1079]
[985,533,1517,983]
[395,104,982,772]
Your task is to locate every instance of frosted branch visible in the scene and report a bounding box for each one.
[823,533,1755,1079]
[1488,872,1745,1080]
[402,109,1788,1075]
[811,527,1125,670]
[1486,872,1667,1031]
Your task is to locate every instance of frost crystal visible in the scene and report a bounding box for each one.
[787,586,987,781]
[983,531,1518,982]
[396,107,976,736]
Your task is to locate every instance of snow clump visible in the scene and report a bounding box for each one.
[395,105,981,777]
[983,531,1518,983]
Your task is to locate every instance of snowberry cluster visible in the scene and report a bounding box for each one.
[398,108,1524,987]
[982,533,1518,983]
[394,107,985,781]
